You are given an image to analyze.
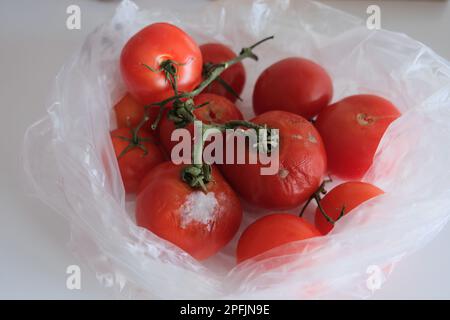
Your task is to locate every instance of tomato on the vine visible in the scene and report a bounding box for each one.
[220,110,327,210]
[136,162,242,260]
[120,23,203,105]
[236,213,320,263]
[111,127,165,193]
[158,93,243,155]
[253,57,333,119]
[200,43,246,102]
[314,181,384,235]
[315,94,401,179]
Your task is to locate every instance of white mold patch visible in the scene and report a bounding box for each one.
[180,191,219,231]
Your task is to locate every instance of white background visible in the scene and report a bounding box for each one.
[1,0,450,299]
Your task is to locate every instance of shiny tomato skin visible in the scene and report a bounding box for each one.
[136,162,242,260]
[120,23,203,105]
[253,57,333,119]
[200,43,246,102]
[236,213,321,263]
[158,93,243,155]
[114,93,160,133]
[315,94,401,179]
[220,111,327,210]
[111,128,165,193]
[114,93,144,128]
[314,181,384,235]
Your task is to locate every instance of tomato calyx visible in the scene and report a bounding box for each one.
[299,177,346,225]
[167,98,211,129]
[112,117,154,159]
[181,163,213,193]
[142,59,185,93]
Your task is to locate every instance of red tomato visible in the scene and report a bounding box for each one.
[120,23,203,105]
[236,213,321,263]
[220,111,327,210]
[114,93,144,128]
[111,128,165,193]
[200,43,246,102]
[158,93,243,155]
[253,57,333,119]
[314,181,384,235]
[136,162,242,260]
[114,93,160,133]
[315,94,401,179]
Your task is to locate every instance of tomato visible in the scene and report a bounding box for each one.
[120,23,203,105]
[114,93,145,128]
[314,181,384,235]
[220,111,327,210]
[253,57,333,119]
[315,94,401,179]
[136,162,242,260]
[236,213,320,263]
[193,93,243,123]
[114,93,160,132]
[158,93,243,155]
[111,128,165,193]
[200,43,246,102]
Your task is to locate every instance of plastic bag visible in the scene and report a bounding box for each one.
[22,0,450,299]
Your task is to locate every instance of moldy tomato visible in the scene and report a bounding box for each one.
[136,162,242,260]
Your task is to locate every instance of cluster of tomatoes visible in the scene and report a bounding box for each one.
[110,23,400,263]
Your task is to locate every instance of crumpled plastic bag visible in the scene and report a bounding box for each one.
[22,0,450,299]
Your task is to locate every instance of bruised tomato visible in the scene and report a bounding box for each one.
[120,23,203,105]
[158,93,243,155]
[315,94,401,179]
[314,181,384,235]
[220,111,327,210]
[253,57,333,119]
[236,213,321,263]
[111,128,165,193]
[200,43,246,102]
[136,162,242,260]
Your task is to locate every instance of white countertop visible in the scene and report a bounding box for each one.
[1,0,450,299]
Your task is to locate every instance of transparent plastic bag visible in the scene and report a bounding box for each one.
[22,0,450,299]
